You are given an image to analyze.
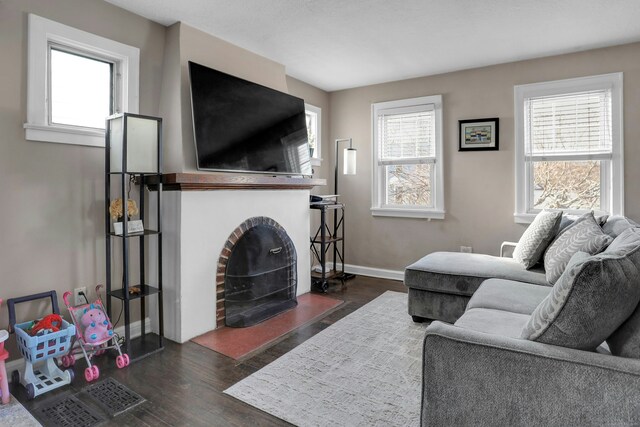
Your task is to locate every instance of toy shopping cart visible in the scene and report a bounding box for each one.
[0,299,10,405]
[62,285,129,382]
[7,291,75,400]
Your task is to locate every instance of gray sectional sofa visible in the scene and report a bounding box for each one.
[405,214,640,426]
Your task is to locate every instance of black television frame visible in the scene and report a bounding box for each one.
[188,61,312,177]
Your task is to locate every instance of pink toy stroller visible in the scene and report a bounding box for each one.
[62,285,129,382]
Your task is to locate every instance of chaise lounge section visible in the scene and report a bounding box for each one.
[405,252,547,323]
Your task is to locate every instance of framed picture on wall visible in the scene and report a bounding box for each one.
[458,118,499,151]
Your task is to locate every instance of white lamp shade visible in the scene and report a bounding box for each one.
[343,147,357,175]
[108,114,160,173]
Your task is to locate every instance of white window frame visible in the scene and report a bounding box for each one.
[514,73,624,223]
[371,95,444,219]
[24,14,140,148]
[305,103,322,166]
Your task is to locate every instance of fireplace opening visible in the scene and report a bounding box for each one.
[223,218,297,327]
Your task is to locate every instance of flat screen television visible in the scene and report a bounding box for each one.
[188,61,312,176]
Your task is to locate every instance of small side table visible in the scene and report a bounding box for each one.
[309,202,354,292]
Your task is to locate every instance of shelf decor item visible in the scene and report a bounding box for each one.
[458,117,499,151]
[108,198,139,219]
[105,112,164,361]
[109,198,143,235]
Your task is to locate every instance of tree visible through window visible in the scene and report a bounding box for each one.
[385,157,433,207]
[533,161,600,210]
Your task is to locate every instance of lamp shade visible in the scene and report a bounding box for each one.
[107,113,161,174]
[343,147,357,175]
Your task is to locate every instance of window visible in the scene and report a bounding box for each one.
[371,95,444,219]
[305,103,321,166]
[25,14,139,147]
[50,48,113,129]
[514,73,623,223]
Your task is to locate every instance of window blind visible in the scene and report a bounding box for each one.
[377,106,435,165]
[525,89,612,157]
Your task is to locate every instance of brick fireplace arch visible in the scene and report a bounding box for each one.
[215,216,297,327]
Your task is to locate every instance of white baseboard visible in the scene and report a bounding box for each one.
[6,317,151,374]
[312,263,404,281]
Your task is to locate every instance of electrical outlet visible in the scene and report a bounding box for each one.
[74,286,87,306]
[460,246,473,253]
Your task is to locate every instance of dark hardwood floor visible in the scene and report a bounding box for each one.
[14,276,407,426]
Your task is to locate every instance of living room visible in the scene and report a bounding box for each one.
[1,0,640,425]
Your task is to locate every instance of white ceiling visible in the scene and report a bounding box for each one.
[105,0,640,91]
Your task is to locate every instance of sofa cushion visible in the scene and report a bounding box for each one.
[466,278,551,315]
[404,252,548,297]
[513,210,562,269]
[521,236,640,350]
[543,212,613,284]
[455,308,530,339]
[606,228,640,358]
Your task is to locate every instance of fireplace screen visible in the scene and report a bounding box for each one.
[224,222,297,327]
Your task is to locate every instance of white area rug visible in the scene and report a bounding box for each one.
[0,395,41,426]
[225,291,428,426]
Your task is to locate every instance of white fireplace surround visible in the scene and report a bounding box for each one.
[159,189,311,343]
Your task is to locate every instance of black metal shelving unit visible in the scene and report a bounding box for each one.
[310,201,351,292]
[105,113,164,361]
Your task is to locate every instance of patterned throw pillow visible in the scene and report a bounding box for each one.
[513,210,562,269]
[521,252,590,341]
[521,241,640,350]
[602,215,640,239]
[558,213,609,235]
[543,212,613,284]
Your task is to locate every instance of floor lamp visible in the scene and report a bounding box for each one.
[334,138,357,281]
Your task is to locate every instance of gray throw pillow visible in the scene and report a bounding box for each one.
[521,238,640,350]
[602,215,639,239]
[558,213,608,235]
[605,228,640,358]
[543,212,613,284]
[513,210,562,269]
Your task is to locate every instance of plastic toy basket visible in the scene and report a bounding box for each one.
[7,291,76,399]
[14,320,75,364]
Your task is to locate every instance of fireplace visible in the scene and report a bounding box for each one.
[217,217,297,328]
[159,181,318,343]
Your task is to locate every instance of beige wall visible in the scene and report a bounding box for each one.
[0,0,165,357]
[159,23,183,173]
[286,76,332,189]
[330,42,640,271]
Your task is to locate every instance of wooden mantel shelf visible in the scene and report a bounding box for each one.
[147,173,326,191]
